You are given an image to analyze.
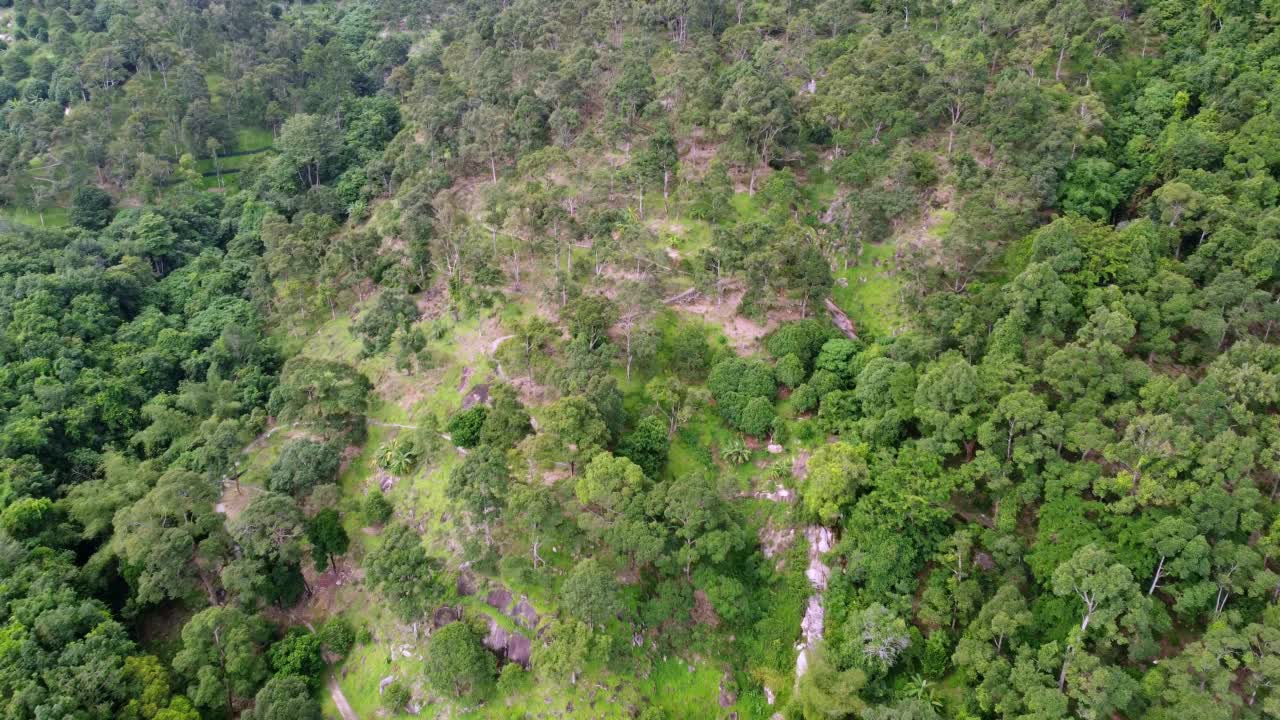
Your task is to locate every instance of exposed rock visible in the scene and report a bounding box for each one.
[805,526,834,591]
[766,443,784,454]
[379,675,395,694]
[461,383,490,409]
[718,671,737,708]
[513,597,540,630]
[764,686,776,705]
[432,606,459,629]
[506,630,533,666]
[483,618,533,668]
[753,484,794,502]
[692,589,720,628]
[456,571,477,597]
[792,451,811,480]
[759,520,796,561]
[486,587,513,612]
[799,595,825,648]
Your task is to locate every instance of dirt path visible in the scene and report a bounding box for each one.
[329,675,358,720]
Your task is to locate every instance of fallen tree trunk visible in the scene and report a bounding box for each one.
[824,298,858,340]
[664,287,701,305]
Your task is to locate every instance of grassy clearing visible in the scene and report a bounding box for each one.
[0,206,69,228]
[830,240,907,338]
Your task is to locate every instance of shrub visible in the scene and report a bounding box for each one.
[738,396,776,437]
[70,186,115,230]
[814,338,863,386]
[722,437,751,465]
[269,440,341,496]
[447,406,488,448]
[363,489,393,524]
[382,680,410,711]
[775,353,806,388]
[792,383,819,413]
[766,319,834,367]
[319,618,356,657]
[618,415,670,479]
[423,622,496,700]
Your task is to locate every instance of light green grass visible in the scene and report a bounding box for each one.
[830,240,907,338]
[0,206,69,228]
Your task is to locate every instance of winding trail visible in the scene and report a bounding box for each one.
[328,675,358,720]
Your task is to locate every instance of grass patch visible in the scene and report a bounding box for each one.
[1,206,69,228]
[830,240,906,337]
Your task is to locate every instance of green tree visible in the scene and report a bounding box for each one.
[447,445,510,546]
[307,508,350,572]
[534,396,609,476]
[241,675,320,720]
[267,629,324,687]
[269,440,340,497]
[364,523,439,629]
[269,358,371,440]
[173,607,270,714]
[423,622,496,700]
[70,185,115,229]
[561,558,621,627]
[801,441,869,524]
[531,619,610,687]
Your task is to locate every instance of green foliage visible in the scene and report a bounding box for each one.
[708,357,776,433]
[801,441,869,524]
[479,384,532,449]
[306,508,349,572]
[269,440,340,496]
[721,437,752,466]
[423,622,496,701]
[446,406,488,449]
[381,679,411,711]
[318,617,355,658]
[618,415,671,479]
[70,186,115,230]
[364,523,439,623]
[269,358,371,440]
[242,675,320,720]
[267,629,325,687]
[562,558,622,627]
[775,353,807,389]
[363,489,393,525]
[376,434,420,476]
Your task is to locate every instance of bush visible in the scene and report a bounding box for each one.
[423,622,496,700]
[319,617,356,658]
[708,357,776,401]
[497,663,528,696]
[447,406,488,448]
[269,440,341,496]
[775,353,806,388]
[70,186,114,230]
[814,339,862,386]
[671,325,711,380]
[618,415,670,479]
[268,629,324,687]
[382,680,410,711]
[363,489,393,524]
[817,390,860,436]
[923,631,953,679]
[562,559,621,627]
[766,319,834,367]
[708,357,777,433]
[792,383,819,413]
[738,396,776,437]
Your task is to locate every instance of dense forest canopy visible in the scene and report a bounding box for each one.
[4,0,1280,718]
